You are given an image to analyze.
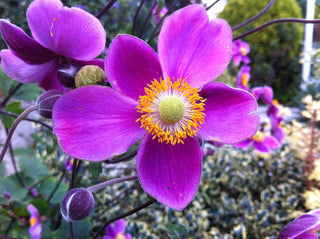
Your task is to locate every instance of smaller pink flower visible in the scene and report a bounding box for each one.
[232,39,251,66]
[27,204,42,239]
[236,65,251,91]
[235,130,280,153]
[103,219,132,239]
[152,4,168,23]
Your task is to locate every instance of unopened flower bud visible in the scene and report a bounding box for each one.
[36,90,63,118]
[75,65,106,88]
[60,188,94,222]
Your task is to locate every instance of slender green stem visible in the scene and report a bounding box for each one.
[87,175,137,193]
[92,198,156,239]
[69,222,75,239]
[0,105,38,166]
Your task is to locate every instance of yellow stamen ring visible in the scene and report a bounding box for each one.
[30,217,37,226]
[241,73,249,86]
[252,131,265,142]
[136,78,205,145]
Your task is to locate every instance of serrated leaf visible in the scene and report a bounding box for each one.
[0,66,17,96]
[166,224,189,239]
[0,101,24,128]
[18,155,50,181]
[89,162,102,178]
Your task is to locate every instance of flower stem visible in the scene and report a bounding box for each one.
[96,0,118,19]
[233,18,320,41]
[0,109,52,130]
[104,149,137,164]
[92,198,156,239]
[132,0,147,35]
[232,0,275,31]
[206,0,221,11]
[0,105,38,166]
[87,175,138,193]
[138,0,158,38]
[0,83,23,109]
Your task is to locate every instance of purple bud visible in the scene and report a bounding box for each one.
[60,188,94,222]
[36,90,63,118]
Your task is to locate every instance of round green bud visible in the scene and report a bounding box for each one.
[75,65,106,88]
[159,96,185,124]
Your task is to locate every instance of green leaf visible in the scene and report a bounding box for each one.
[156,0,165,12]
[89,162,102,178]
[0,101,24,128]
[0,197,10,206]
[0,207,10,222]
[0,177,28,200]
[15,84,41,101]
[38,177,68,204]
[0,161,6,177]
[51,219,91,239]
[18,155,50,181]
[0,66,17,96]
[166,224,189,239]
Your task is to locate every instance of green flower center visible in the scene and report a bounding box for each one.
[159,96,185,124]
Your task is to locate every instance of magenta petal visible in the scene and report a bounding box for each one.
[198,82,259,144]
[158,5,232,87]
[106,35,163,100]
[235,139,252,148]
[80,59,105,71]
[27,0,106,60]
[253,141,270,153]
[263,135,280,149]
[278,214,320,239]
[0,50,65,91]
[106,219,126,236]
[0,20,56,64]
[52,86,145,161]
[137,135,202,210]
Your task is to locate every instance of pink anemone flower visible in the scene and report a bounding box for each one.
[232,39,251,66]
[236,65,251,91]
[103,219,132,239]
[0,0,106,91]
[235,130,280,153]
[52,5,259,210]
[27,204,42,239]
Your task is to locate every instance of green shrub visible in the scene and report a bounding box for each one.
[219,0,304,105]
